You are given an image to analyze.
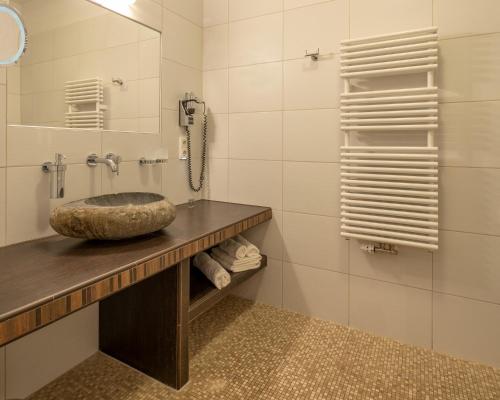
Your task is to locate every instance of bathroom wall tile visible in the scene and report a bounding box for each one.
[0,346,4,400]
[434,0,500,38]
[139,78,161,119]
[350,276,432,348]
[228,159,283,209]
[139,38,161,79]
[203,69,229,113]
[283,262,348,323]
[6,305,98,399]
[203,24,228,70]
[233,258,283,308]
[440,167,500,236]
[434,293,500,368]
[163,0,203,26]
[163,159,203,205]
[284,109,340,162]
[163,10,203,69]
[102,131,164,161]
[162,60,203,110]
[439,34,500,103]
[229,13,283,67]
[283,212,347,273]
[435,231,500,305]
[439,101,500,168]
[203,0,228,27]
[284,162,339,217]
[243,210,284,261]
[0,168,5,247]
[7,126,101,167]
[106,12,140,48]
[284,1,347,59]
[206,158,228,201]
[52,56,80,91]
[207,113,229,158]
[349,0,433,38]
[284,57,339,110]
[104,43,140,82]
[229,63,283,113]
[0,85,5,168]
[349,240,433,290]
[284,0,331,10]
[98,0,162,32]
[228,112,282,160]
[228,0,282,21]
[102,161,162,194]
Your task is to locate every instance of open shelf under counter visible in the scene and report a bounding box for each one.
[189,255,268,322]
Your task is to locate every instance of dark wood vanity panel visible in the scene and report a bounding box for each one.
[0,200,272,346]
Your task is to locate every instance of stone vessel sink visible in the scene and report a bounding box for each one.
[50,192,176,240]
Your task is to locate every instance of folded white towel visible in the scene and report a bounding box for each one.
[234,235,260,257]
[212,248,262,273]
[193,252,231,290]
[220,238,247,259]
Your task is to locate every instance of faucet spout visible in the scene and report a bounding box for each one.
[87,153,122,175]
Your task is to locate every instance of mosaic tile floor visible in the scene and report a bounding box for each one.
[29,296,500,400]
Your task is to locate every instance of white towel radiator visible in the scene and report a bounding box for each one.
[340,27,439,251]
[65,78,105,129]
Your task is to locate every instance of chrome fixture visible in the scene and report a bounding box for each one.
[111,77,124,86]
[87,153,122,175]
[42,153,67,199]
[305,48,320,61]
[360,243,399,256]
[139,158,168,166]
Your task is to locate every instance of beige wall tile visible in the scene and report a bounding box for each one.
[283,262,348,323]
[203,69,229,113]
[350,240,433,290]
[233,258,283,308]
[228,159,283,209]
[229,63,283,112]
[139,38,161,79]
[350,276,432,348]
[229,13,283,67]
[243,210,284,261]
[0,85,5,168]
[283,162,339,217]
[163,159,203,205]
[435,231,500,304]
[205,157,228,201]
[102,131,163,161]
[283,212,347,273]
[434,293,500,368]
[228,112,282,160]
[102,161,162,194]
[163,0,203,26]
[203,24,229,70]
[284,0,330,10]
[228,0,282,21]
[5,305,98,399]
[207,113,229,158]
[163,60,203,110]
[203,0,228,27]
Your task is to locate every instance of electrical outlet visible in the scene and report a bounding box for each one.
[179,136,188,160]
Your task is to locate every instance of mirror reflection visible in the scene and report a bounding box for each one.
[7,0,161,133]
[0,5,27,65]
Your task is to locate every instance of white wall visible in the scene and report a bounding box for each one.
[203,0,500,368]
[0,0,203,397]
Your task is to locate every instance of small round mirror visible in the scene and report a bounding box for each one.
[0,5,27,66]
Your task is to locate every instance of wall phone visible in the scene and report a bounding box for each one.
[179,92,208,192]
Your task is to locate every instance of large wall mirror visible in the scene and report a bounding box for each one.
[6,0,161,134]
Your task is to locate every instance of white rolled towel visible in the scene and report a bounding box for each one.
[193,252,231,290]
[234,235,260,257]
[220,238,247,259]
[212,248,262,273]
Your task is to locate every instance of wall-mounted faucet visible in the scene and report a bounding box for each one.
[42,153,67,199]
[87,153,122,175]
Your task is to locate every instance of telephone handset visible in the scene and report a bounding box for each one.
[179,92,208,192]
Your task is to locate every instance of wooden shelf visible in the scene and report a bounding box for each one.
[189,255,267,322]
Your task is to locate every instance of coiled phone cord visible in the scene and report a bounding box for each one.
[185,112,208,192]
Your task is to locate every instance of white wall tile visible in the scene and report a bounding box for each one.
[0,85,5,168]
[102,161,162,194]
[229,63,283,113]
[207,113,229,158]
[203,24,228,70]
[206,157,228,201]
[284,0,329,10]
[350,276,432,348]
[439,34,500,103]
[283,212,347,272]
[439,101,500,168]
[434,293,500,368]
[283,162,339,217]
[228,159,282,209]
[163,159,203,205]
[283,262,348,323]
[228,0,282,21]
[203,0,228,27]
[233,258,283,308]
[229,13,283,67]
[284,1,347,59]
[350,240,433,290]
[228,112,282,160]
[243,210,284,261]
[139,38,161,79]
[440,167,500,236]
[349,0,433,38]
[163,60,203,110]
[203,69,229,113]
[284,109,340,162]
[5,305,98,399]
[163,0,203,26]
[102,132,163,161]
[434,0,500,38]
[284,57,339,110]
[435,231,500,305]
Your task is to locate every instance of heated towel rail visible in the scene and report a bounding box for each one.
[65,78,105,129]
[340,27,439,251]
